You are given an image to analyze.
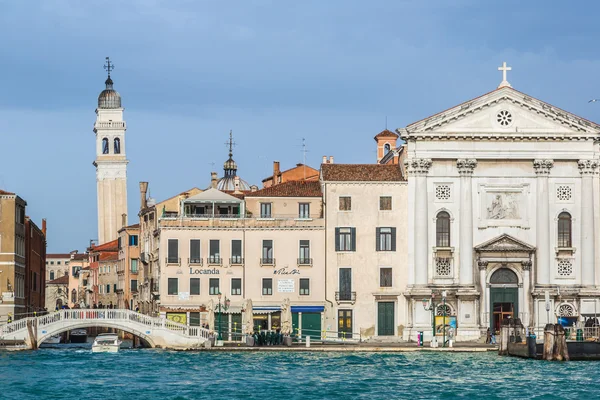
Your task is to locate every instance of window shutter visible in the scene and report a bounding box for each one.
[391,228,396,251]
[376,228,381,251]
[335,228,340,251]
[351,228,356,252]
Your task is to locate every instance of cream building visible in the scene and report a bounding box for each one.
[321,160,408,340]
[94,57,128,244]
[117,223,140,309]
[400,63,600,341]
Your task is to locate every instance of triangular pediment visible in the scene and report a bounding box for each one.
[475,234,535,253]
[399,87,600,139]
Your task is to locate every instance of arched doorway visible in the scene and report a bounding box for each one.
[490,268,519,333]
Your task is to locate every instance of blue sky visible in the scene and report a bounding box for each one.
[1,0,599,252]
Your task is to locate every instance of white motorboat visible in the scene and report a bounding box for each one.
[92,333,122,353]
[70,329,88,343]
[44,334,61,344]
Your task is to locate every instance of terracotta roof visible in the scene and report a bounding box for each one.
[72,254,88,261]
[373,129,399,140]
[0,189,15,195]
[47,254,72,259]
[261,163,319,182]
[90,239,119,253]
[245,181,322,197]
[99,253,118,262]
[47,275,69,285]
[321,164,404,182]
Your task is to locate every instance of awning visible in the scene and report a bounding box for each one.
[216,306,242,314]
[291,306,324,313]
[253,306,280,314]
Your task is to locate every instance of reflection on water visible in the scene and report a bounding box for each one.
[1,350,598,399]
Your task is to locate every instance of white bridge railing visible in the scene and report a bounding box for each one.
[0,309,211,340]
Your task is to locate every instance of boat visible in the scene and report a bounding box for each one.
[44,334,61,344]
[92,333,122,353]
[70,329,88,343]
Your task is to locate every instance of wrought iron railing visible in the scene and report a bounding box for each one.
[297,258,313,265]
[207,256,222,265]
[188,257,203,265]
[165,257,181,265]
[230,257,244,265]
[260,258,275,266]
[335,291,356,303]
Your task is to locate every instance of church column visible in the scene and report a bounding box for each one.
[478,260,488,327]
[533,160,553,285]
[521,260,532,326]
[579,160,598,286]
[457,159,477,285]
[410,159,432,285]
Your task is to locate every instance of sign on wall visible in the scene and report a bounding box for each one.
[179,292,190,300]
[166,313,187,324]
[277,279,295,293]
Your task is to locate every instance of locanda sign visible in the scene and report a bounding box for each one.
[273,268,300,275]
[189,268,220,275]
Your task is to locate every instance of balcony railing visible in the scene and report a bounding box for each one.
[335,291,356,303]
[183,213,242,219]
[230,257,244,265]
[140,252,148,265]
[297,258,313,266]
[207,256,222,266]
[159,215,324,229]
[188,258,203,266]
[165,257,181,265]
[260,258,275,266]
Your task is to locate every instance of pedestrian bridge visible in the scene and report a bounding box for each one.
[0,309,211,350]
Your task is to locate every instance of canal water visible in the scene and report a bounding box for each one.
[1,349,597,399]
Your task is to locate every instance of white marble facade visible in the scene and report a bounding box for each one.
[400,73,600,341]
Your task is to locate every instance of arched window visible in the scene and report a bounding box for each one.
[102,138,109,154]
[558,212,572,248]
[384,143,391,155]
[49,270,55,281]
[436,211,451,247]
[114,138,121,154]
[71,289,77,303]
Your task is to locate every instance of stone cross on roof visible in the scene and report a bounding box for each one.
[498,61,512,88]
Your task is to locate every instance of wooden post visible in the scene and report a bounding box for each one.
[499,325,509,355]
[543,324,555,361]
[555,324,569,361]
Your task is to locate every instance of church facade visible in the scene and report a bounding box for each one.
[399,67,600,341]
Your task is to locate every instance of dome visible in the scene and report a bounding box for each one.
[98,77,122,109]
[223,157,237,170]
[217,176,252,191]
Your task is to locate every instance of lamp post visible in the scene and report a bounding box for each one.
[442,291,447,348]
[422,293,437,347]
[217,292,230,341]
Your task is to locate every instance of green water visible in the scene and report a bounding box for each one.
[0,348,595,399]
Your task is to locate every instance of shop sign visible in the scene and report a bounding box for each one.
[189,268,220,275]
[273,267,300,275]
[278,279,295,293]
[166,312,187,324]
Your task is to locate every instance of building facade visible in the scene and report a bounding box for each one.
[117,223,140,309]
[24,217,46,313]
[94,58,129,244]
[400,68,600,341]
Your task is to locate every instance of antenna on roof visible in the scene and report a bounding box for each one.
[298,138,309,180]
[385,116,388,130]
[208,161,216,170]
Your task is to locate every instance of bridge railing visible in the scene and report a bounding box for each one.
[0,317,35,337]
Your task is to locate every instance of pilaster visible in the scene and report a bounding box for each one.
[457,159,477,286]
[407,158,432,285]
[579,160,598,286]
[533,159,553,285]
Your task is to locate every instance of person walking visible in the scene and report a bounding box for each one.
[485,328,491,344]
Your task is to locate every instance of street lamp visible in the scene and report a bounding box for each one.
[422,293,437,348]
[217,292,230,341]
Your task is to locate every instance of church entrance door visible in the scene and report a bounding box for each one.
[489,268,519,334]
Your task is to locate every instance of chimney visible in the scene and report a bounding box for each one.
[329,156,334,164]
[273,161,281,184]
[121,213,127,228]
[211,172,218,189]
[234,176,241,194]
[139,182,148,209]
[42,218,47,237]
[251,185,258,192]
[322,156,327,164]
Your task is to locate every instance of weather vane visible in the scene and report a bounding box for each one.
[225,130,236,156]
[104,56,115,78]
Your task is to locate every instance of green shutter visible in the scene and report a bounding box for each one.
[391,228,396,251]
[351,228,356,251]
[376,228,381,251]
[335,228,341,251]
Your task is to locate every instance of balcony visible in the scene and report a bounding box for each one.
[207,256,223,266]
[260,258,275,266]
[188,257,203,266]
[165,257,181,266]
[140,252,148,265]
[297,258,313,266]
[229,257,244,265]
[159,215,324,229]
[335,291,356,304]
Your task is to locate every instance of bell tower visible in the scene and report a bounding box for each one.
[93,57,128,243]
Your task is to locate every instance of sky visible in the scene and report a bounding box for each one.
[1,0,599,252]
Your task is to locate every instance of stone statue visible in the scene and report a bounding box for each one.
[206,299,215,332]
[281,298,292,336]
[487,194,504,219]
[487,193,520,220]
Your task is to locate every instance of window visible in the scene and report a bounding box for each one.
[190,239,201,263]
[190,278,200,295]
[49,271,55,281]
[338,268,352,300]
[71,289,77,303]
[114,284,117,292]
[339,196,351,211]
[335,228,356,252]
[102,137,109,154]
[209,240,220,263]
[380,196,392,211]
[436,211,451,247]
[262,240,273,263]
[231,278,242,295]
[260,203,272,218]
[262,278,273,295]
[168,239,179,263]
[168,278,178,295]
[50,261,54,265]
[300,278,310,295]
[380,268,393,287]
[299,203,310,218]
[190,312,201,326]
[107,265,110,274]
[118,236,122,250]
[129,235,138,246]
[33,272,37,291]
[209,278,220,295]
[57,261,61,265]
[376,227,396,251]
[231,240,242,264]
[131,280,138,292]
[558,212,572,248]
[131,259,138,273]
[384,143,391,154]
[299,240,311,264]
[106,284,110,294]
[114,138,121,154]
